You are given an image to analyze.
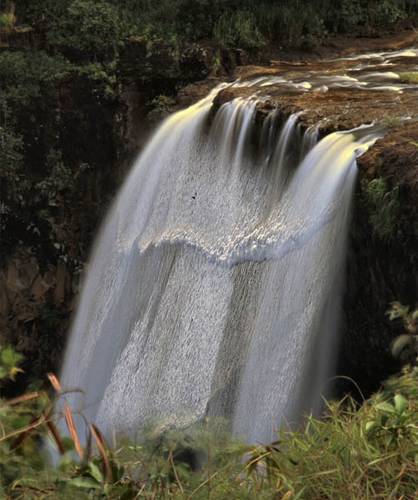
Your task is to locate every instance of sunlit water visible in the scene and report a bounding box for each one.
[234,47,418,95]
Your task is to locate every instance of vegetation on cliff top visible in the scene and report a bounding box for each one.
[13,0,418,51]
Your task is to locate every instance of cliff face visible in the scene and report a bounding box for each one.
[1,29,417,396]
[0,68,131,384]
[342,123,418,395]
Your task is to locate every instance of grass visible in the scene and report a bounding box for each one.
[380,115,405,129]
[1,342,418,499]
[399,72,418,84]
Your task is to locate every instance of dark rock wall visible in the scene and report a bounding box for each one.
[338,124,418,397]
[0,35,235,388]
[0,75,137,387]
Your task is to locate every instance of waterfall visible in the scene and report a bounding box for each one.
[59,87,383,444]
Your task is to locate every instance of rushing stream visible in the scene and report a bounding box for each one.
[57,48,418,444]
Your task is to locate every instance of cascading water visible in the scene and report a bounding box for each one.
[59,85,383,444]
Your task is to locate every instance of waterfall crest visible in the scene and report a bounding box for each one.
[60,88,383,444]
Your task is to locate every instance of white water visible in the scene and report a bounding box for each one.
[60,87,383,444]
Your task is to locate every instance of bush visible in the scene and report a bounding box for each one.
[399,72,418,84]
[388,302,418,365]
[15,0,416,50]
[214,10,265,50]
[363,177,400,241]
[331,0,365,34]
[0,12,15,29]
[0,51,72,105]
[368,0,407,29]
[48,0,126,62]
[77,62,118,100]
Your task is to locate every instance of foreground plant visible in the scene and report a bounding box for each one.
[387,302,418,366]
[1,344,418,499]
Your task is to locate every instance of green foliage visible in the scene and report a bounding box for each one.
[35,149,76,206]
[334,0,364,33]
[0,116,25,204]
[214,10,265,50]
[363,177,400,240]
[0,49,74,260]
[148,95,177,123]
[368,0,407,29]
[15,0,69,26]
[0,51,72,105]
[246,368,418,499]
[399,72,418,84]
[387,302,418,365]
[77,62,118,99]
[0,47,115,265]
[0,1,16,29]
[14,0,415,52]
[0,340,418,498]
[0,12,15,29]
[0,345,24,381]
[381,115,406,129]
[1,360,418,498]
[48,0,127,62]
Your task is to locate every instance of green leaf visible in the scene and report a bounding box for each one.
[365,421,377,433]
[67,477,102,490]
[391,335,413,358]
[387,302,409,321]
[1,346,23,368]
[88,462,104,483]
[375,402,396,414]
[394,394,408,414]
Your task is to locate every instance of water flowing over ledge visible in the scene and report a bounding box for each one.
[59,84,384,444]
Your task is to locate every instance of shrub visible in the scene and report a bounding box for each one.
[35,149,76,205]
[77,62,118,100]
[399,72,418,84]
[214,10,265,50]
[148,95,177,123]
[0,12,15,29]
[388,302,418,365]
[48,0,126,62]
[332,0,365,34]
[0,51,72,105]
[368,0,407,29]
[363,177,400,241]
